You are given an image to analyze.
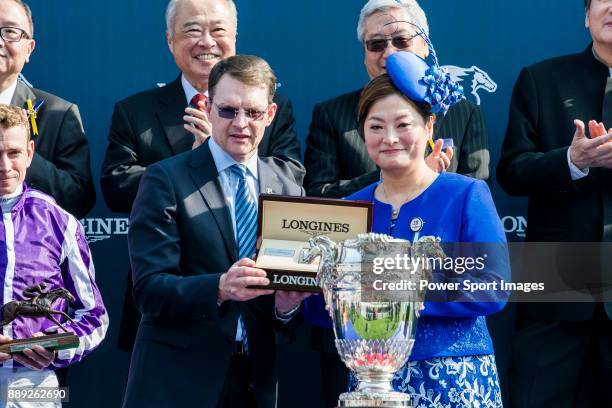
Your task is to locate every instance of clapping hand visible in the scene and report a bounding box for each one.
[184,98,212,149]
[425,139,454,173]
[570,119,612,169]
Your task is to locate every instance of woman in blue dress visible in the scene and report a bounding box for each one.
[304,49,509,408]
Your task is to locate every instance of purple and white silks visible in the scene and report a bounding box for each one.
[0,184,108,369]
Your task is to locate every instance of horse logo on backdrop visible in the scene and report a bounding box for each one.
[441,65,497,105]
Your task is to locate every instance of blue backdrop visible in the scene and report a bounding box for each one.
[21,1,590,406]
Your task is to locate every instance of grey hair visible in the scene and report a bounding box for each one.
[165,0,238,37]
[357,0,429,43]
[12,0,34,37]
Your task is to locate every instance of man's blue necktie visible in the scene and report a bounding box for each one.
[229,164,258,349]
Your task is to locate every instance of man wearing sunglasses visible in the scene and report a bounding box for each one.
[101,0,305,355]
[0,0,95,219]
[123,54,307,408]
[303,1,490,406]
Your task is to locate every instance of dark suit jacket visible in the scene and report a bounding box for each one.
[497,45,612,320]
[12,81,95,218]
[304,89,490,198]
[101,75,305,213]
[123,140,303,408]
[101,76,305,351]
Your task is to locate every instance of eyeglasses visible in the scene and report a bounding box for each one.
[214,103,267,121]
[0,27,30,42]
[365,34,419,53]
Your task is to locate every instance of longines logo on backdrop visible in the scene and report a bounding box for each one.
[80,218,129,243]
[442,65,497,105]
[501,216,527,239]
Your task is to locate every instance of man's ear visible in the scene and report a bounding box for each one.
[265,102,277,126]
[426,115,436,135]
[165,30,174,53]
[417,36,429,59]
[25,139,34,168]
[24,39,35,64]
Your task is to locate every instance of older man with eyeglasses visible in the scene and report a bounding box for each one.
[0,0,95,219]
[302,1,491,406]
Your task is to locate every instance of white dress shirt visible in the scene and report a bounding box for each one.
[0,80,18,105]
[181,74,208,105]
[208,136,259,237]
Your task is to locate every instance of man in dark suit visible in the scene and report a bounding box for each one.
[304,0,488,200]
[496,1,612,406]
[101,0,305,352]
[303,1,490,405]
[0,0,94,219]
[123,55,306,408]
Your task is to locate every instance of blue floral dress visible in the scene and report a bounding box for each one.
[350,354,502,407]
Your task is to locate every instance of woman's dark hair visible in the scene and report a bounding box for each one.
[357,74,433,138]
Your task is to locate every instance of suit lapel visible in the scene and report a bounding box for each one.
[11,80,37,107]
[157,76,194,155]
[188,141,238,261]
[258,159,284,196]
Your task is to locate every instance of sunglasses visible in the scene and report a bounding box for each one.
[365,34,419,53]
[214,103,267,121]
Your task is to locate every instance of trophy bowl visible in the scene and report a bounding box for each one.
[302,233,440,407]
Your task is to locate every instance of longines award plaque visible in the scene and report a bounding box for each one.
[251,195,372,292]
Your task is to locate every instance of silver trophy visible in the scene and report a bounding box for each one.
[301,233,444,407]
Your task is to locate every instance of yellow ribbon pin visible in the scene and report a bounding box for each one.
[26,99,39,136]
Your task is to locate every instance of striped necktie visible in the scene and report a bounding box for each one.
[229,164,258,348]
[231,164,258,259]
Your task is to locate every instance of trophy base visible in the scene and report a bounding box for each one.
[338,391,412,407]
[0,333,79,355]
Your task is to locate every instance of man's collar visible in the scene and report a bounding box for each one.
[181,74,208,105]
[0,79,19,105]
[208,136,258,179]
[0,182,24,213]
[592,45,612,77]
[0,182,23,201]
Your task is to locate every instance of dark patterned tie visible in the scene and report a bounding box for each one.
[229,164,258,349]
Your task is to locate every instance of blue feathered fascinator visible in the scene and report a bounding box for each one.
[385,23,464,115]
